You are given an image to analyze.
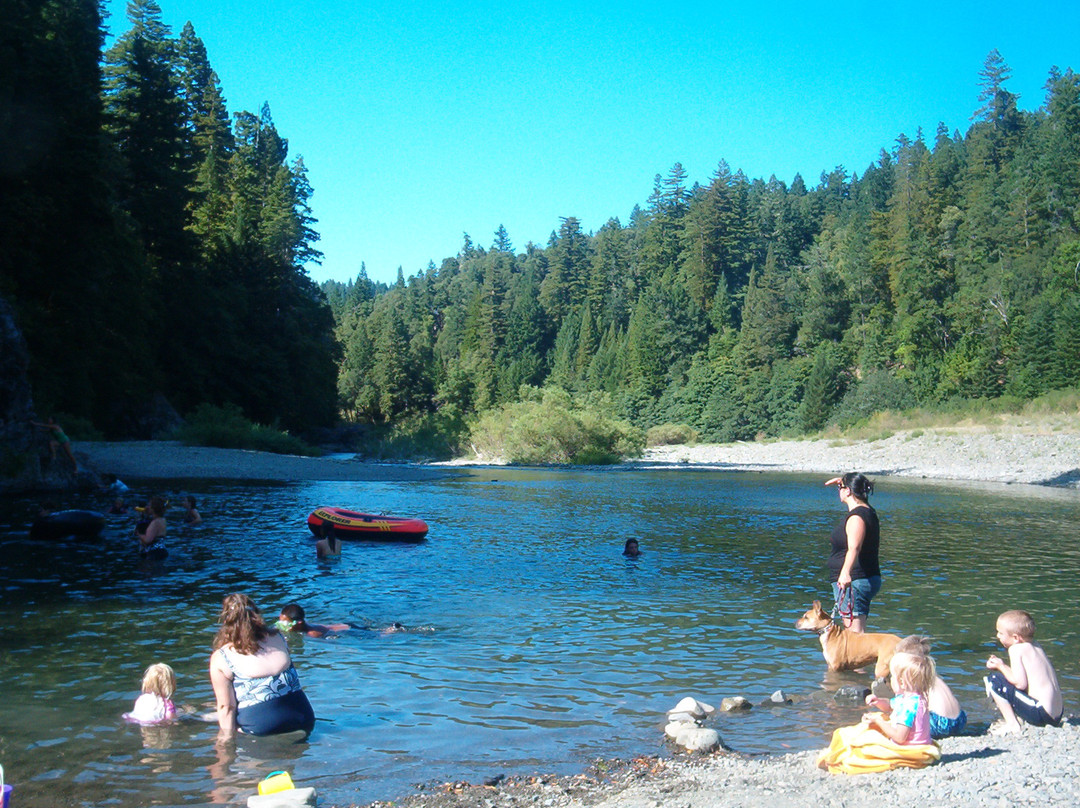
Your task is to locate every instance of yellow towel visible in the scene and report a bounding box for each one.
[817,723,941,774]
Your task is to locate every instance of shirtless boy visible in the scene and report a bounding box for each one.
[985,609,1063,733]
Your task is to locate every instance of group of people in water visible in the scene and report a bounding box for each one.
[119,470,1062,767]
[124,595,390,738]
[819,471,1063,762]
[122,492,201,560]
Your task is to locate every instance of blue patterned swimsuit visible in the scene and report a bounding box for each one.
[221,642,315,736]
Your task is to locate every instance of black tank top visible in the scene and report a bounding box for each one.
[827,505,880,581]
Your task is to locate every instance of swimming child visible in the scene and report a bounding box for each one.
[276,603,350,638]
[985,609,1063,733]
[623,538,641,558]
[863,651,936,745]
[123,663,178,724]
[182,495,202,525]
[894,635,967,738]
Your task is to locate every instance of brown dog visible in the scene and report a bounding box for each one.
[794,600,901,679]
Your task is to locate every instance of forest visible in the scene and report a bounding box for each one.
[2,0,337,435]
[323,51,1080,451]
[3,1,1080,455]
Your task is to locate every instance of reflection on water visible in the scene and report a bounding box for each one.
[1,470,1079,806]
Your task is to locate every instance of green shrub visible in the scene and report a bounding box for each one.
[830,371,916,428]
[175,403,320,456]
[470,387,644,465]
[645,423,699,447]
[355,408,471,461]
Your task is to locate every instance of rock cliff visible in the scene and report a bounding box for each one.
[0,295,86,493]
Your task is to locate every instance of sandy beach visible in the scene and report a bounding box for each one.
[72,429,1080,807]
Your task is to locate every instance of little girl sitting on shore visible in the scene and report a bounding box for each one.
[123,663,178,724]
[818,651,941,773]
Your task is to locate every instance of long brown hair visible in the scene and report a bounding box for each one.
[212,593,270,654]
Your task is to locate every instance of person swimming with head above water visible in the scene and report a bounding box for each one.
[276,603,350,638]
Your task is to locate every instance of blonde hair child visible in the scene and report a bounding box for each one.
[123,663,178,724]
[894,635,967,738]
[862,651,935,745]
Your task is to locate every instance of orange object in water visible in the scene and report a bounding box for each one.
[307,507,429,542]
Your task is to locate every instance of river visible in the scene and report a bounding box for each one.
[1,468,1078,806]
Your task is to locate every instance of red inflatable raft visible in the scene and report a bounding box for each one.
[307,506,429,542]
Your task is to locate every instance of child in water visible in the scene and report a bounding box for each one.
[276,603,350,638]
[123,663,178,724]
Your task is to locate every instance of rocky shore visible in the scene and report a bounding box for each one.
[368,720,1080,808]
[75,440,446,482]
[77,418,1079,489]
[631,422,1080,488]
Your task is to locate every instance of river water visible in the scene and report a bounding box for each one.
[1,468,1078,807]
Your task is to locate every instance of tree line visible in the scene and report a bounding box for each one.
[1,0,336,435]
[4,6,1078,448]
[326,50,1080,443]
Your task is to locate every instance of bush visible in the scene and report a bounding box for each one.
[355,408,471,461]
[174,403,320,456]
[830,370,916,428]
[470,387,644,465]
[645,423,699,447]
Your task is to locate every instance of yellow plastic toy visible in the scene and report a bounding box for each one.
[257,771,295,795]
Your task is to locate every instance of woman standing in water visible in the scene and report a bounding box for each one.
[823,473,881,634]
[208,593,315,738]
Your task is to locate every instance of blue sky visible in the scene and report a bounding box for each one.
[105,1,1080,286]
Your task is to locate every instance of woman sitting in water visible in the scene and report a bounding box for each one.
[135,496,168,560]
[208,593,316,737]
[276,602,350,638]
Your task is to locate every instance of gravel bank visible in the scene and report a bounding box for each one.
[76,441,448,482]
[371,721,1080,808]
[631,424,1080,488]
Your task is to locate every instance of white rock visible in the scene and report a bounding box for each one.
[665,719,697,739]
[681,727,721,752]
[666,697,715,720]
[247,787,317,808]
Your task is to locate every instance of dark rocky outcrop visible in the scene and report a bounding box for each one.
[0,296,94,493]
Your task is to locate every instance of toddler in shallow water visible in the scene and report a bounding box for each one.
[123,663,178,724]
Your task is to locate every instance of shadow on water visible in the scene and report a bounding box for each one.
[1,470,1079,805]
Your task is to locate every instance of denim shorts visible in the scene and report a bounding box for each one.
[831,575,882,617]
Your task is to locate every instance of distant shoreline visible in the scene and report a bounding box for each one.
[628,424,1080,488]
[78,423,1080,488]
[449,423,1080,488]
[76,440,448,482]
